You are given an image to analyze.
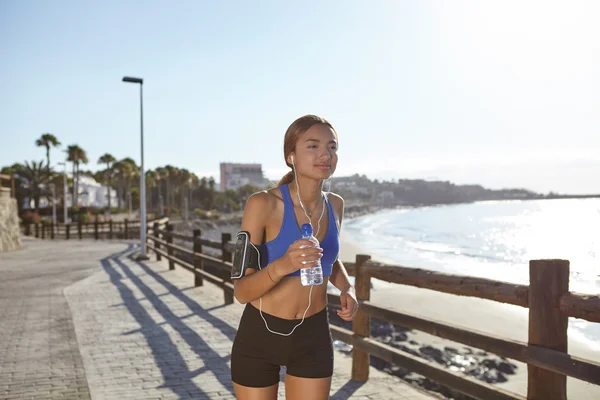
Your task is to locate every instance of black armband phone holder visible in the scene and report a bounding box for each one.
[231,231,261,279]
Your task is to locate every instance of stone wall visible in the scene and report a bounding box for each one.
[0,188,22,252]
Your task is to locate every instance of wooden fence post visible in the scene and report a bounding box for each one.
[41,222,46,239]
[153,222,161,261]
[352,254,372,381]
[78,220,82,239]
[528,259,569,400]
[50,222,55,240]
[25,223,31,236]
[94,215,99,240]
[193,229,203,287]
[66,224,70,240]
[124,219,129,240]
[34,223,39,238]
[166,223,174,270]
[109,220,113,240]
[221,233,233,304]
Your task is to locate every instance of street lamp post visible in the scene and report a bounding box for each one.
[50,183,56,234]
[122,76,148,260]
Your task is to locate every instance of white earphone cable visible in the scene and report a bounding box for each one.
[257,155,326,336]
[252,241,313,336]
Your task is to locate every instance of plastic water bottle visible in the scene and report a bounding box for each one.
[300,223,323,286]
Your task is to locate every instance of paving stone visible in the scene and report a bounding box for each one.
[1,237,437,399]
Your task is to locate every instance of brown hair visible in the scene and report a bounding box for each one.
[277,114,337,186]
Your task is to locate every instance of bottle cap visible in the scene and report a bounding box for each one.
[301,223,313,237]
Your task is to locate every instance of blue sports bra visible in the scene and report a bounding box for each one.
[261,184,339,277]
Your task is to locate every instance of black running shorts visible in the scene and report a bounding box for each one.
[231,303,334,387]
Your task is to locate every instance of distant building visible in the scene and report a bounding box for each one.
[219,163,265,191]
[37,175,117,209]
[71,175,118,208]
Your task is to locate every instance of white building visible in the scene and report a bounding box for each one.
[73,175,118,208]
[38,175,117,208]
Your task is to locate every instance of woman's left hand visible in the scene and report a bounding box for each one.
[337,287,359,321]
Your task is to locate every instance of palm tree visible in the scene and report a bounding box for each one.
[98,153,116,212]
[199,177,208,209]
[112,160,126,212]
[188,172,199,210]
[92,171,105,186]
[164,165,177,213]
[66,145,88,207]
[35,133,61,170]
[120,158,138,213]
[155,166,168,215]
[145,170,159,214]
[16,160,51,212]
[208,177,216,210]
[111,158,138,213]
[178,168,191,216]
[49,172,66,216]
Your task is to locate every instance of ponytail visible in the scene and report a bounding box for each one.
[277,170,294,186]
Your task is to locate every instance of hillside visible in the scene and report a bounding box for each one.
[329,174,599,208]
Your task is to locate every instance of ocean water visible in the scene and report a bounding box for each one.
[343,198,600,345]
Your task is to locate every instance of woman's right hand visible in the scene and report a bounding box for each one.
[275,239,323,277]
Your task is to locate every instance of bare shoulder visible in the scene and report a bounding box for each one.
[325,191,345,219]
[244,190,270,209]
[240,191,272,244]
[243,188,282,215]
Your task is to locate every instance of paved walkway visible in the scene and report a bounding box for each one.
[0,237,437,400]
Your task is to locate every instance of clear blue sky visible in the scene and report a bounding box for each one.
[1,0,598,194]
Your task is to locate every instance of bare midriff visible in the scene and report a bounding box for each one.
[251,276,330,319]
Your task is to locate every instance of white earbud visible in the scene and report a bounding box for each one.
[290,155,295,165]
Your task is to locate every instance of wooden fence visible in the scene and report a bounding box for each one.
[26,218,600,400]
[144,221,600,400]
[22,218,146,241]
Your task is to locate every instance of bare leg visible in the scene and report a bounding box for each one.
[285,374,332,400]
[233,382,278,400]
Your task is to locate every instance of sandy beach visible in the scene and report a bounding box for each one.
[338,230,600,399]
